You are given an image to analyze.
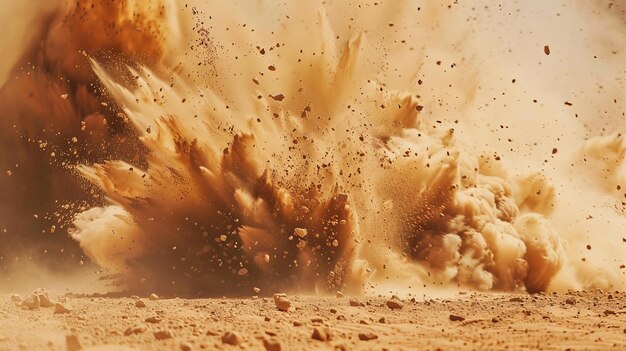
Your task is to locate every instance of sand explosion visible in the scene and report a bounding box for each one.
[1,0,624,295]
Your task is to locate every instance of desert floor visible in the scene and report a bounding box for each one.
[1,290,625,351]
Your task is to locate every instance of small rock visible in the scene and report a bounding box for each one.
[145,316,161,324]
[349,299,364,307]
[180,343,193,351]
[273,294,291,312]
[565,298,576,305]
[358,332,378,341]
[31,289,54,307]
[336,315,346,321]
[253,287,261,294]
[293,321,303,327]
[149,293,159,301]
[154,330,173,340]
[55,303,71,314]
[222,331,242,345]
[336,291,344,298]
[311,327,332,341]
[264,316,271,322]
[135,300,146,308]
[378,317,386,324]
[330,308,337,314]
[124,324,147,336]
[449,314,465,322]
[262,337,282,351]
[311,317,324,323]
[66,335,82,351]
[386,299,404,310]
[509,297,523,303]
[10,294,22,303]
[603,310,615,316]
[21,294,40,310]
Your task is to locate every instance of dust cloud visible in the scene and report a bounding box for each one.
[0,0,624,295]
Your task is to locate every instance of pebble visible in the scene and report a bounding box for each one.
[565,298,576,305]
[262,337,282,351]
[273,294,291,312]
[311,327,332,341]
[221,331,242,345]
[154,330,173,340]
[509,297,524,303]
[149,294,159,301]
[10,294,22,303]
[253,287,261,294]
[336,291,344,298]
[180,342,193,351]
[135,300,146,308]
[358,332,378,341]
[386,299,404,310]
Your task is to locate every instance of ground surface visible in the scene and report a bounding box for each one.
[0,290,625,351]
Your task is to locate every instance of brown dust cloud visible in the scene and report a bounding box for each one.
[0,0,624,296]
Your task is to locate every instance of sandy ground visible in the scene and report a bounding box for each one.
[0,290,625,351]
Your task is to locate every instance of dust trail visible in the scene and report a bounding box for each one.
[1,0,624,294]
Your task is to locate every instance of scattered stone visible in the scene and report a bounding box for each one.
[154,330,173,340]
[180,342,193,351]
[222,332,242,345]
[603,310,615,316]
[264,316,271,322]
[149,293,159,301]
[66,335,82,351]
[449,314,465,322]
[336,291,344,298]
[135,300,146,308]
[349,299,364,307]
[145,316,161,324]
[10,294,21,303]
[311,327,332,341]
[253,287,261,294]
[336,315,346,321]
[311,317,323,323]
[565,298,576,305]
[262,337,282,351]
[378,317,386,324]
[293,321,303,327]
[273,294,291,312]
[358,332,378,341]
[31,289,55,308]
[509,297,523,303]
[124,325,147,336]
[21,294,40,310]
[55,303,71,314]
[386,299,404,310]
[330,308,337,314]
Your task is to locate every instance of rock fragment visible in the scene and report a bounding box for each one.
[358,332,378,341]
[449,314,465,322]
[21,294,40,310]
[135,300,146,308]
[222,331,242,345]
[386,299,404,310]
[154,330,173,340]
[311,327,332,341]
[273,294,291,312]
[349,299,364,307]
[262,337,282,351]
[55,303,71,314]
[66,335,82,351]
[149,293,159,301]
[124,325,147,336]
[10,294,21,303]
[145,316,161,324]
